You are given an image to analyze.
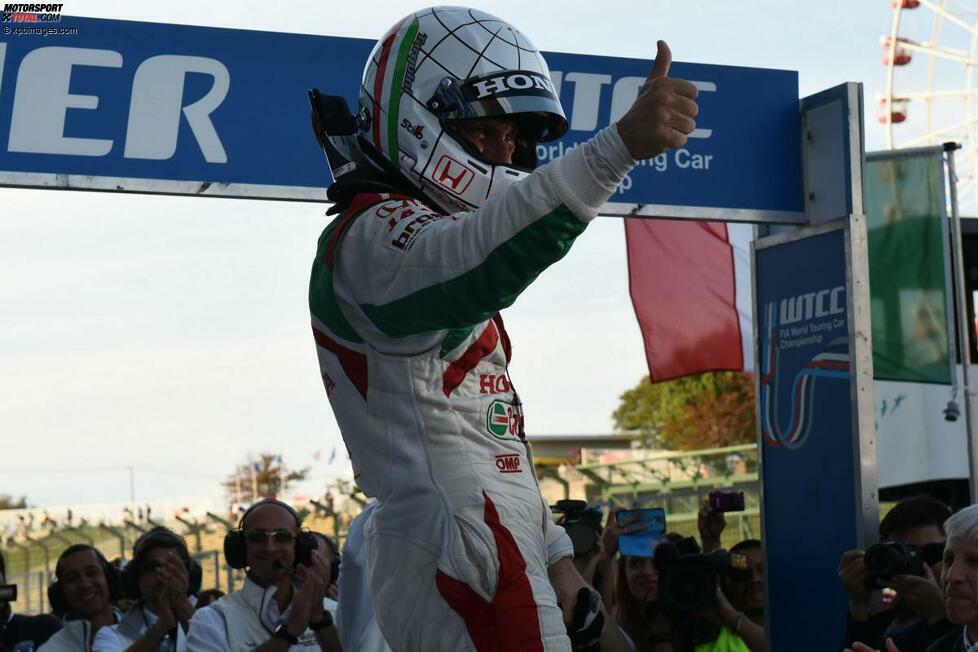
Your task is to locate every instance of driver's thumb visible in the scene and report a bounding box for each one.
[650,40,672,80]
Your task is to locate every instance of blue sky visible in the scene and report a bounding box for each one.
[0,0,952,506]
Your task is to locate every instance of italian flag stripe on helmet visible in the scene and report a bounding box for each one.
[371,18,406,150]
[387,19,420,164]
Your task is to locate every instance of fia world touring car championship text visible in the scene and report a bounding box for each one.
[537,139,714,194]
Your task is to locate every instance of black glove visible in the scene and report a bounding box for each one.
[567,587,604,649]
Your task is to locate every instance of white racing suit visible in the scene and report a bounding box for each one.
[309,125,635,651]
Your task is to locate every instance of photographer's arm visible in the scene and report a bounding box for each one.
[714,587,765,652]
[697,500,725,554]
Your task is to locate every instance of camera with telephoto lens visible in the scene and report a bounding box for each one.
[652,537,752,615]
[863,540,944,588]
[644,538,753,652]
[0,584,17,601]
[552,500,603,558]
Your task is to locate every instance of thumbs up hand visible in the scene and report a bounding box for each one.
[616,40,699,160]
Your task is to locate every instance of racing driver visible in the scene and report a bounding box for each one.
[308,7,698,650]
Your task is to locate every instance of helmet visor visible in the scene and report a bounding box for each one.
[428,71,568,142]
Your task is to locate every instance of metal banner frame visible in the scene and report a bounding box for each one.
[753,81,877,650]
[0,16,805,222]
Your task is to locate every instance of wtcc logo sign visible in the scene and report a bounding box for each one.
[1,3,63,22]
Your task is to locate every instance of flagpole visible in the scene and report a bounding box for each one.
[944,141,978,504]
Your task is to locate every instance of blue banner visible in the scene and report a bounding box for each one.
[0,16,803,217]
[755,226,856,650]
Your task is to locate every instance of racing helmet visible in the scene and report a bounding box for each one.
[359,6,568,212]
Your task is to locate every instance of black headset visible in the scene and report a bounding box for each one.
[311,532,342,585]
[223,499,317,570]
[48,545,123,618]
[121,527,203,599]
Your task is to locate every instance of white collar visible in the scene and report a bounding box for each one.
[242,576,293,630]
[964,626,978,652]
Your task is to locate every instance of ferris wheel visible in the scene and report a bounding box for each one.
[880,0,978,207]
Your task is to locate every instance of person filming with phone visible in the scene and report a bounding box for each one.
[601,496,764,652]
[184,499,340,652]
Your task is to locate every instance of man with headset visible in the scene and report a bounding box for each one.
[97,527,200,652]
[184,499,340,652]
[39,545,123,652]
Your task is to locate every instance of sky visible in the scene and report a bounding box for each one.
[0,0,959,507]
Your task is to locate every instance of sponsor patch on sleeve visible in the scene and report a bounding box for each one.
[380,201,456,253]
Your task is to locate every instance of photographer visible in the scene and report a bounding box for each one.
[838,495,956,651]
[0,550,62,651]
[846,503,978,652]
[720,541,764,636]
[555,501,607,591]
[641,536,765,652]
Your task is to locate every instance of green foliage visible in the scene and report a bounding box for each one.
[613,371,756,451]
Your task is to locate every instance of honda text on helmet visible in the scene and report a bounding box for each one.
[355,6,567,212]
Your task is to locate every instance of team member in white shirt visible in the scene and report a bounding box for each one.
[184,499,339,652]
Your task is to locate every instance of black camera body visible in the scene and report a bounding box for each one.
[552,500,603,558]
[653,538,752,615]
[644,538,754,652]
[0,584,16,602]
[863,540,927,587]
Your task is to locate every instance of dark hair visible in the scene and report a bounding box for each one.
[195,588,225,608]
[663,532,685,544]
[730,539,761,554]
[311,532,340,558]
[612,556,652,652]
[133,527,191,567]
[56,544,103,578]
[879,495,951,540]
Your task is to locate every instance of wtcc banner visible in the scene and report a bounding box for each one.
[754,225,859,651]
[0,15,803,221]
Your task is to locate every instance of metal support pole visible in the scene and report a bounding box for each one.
[945,141,978,503]
[99,522,128,559]
[128,466,135,509]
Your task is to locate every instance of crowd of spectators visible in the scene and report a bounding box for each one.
[1,493,975,652]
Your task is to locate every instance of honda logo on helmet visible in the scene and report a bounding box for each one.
[465,71,557,101]
[432,155,475,195]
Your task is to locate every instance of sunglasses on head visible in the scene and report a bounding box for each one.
[244,529,296,544]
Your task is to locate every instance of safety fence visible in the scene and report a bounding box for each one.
[4,501,354,615]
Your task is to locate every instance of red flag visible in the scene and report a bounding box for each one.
[625,219,754,382]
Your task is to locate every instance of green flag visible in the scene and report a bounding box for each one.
[864,150,952,384]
